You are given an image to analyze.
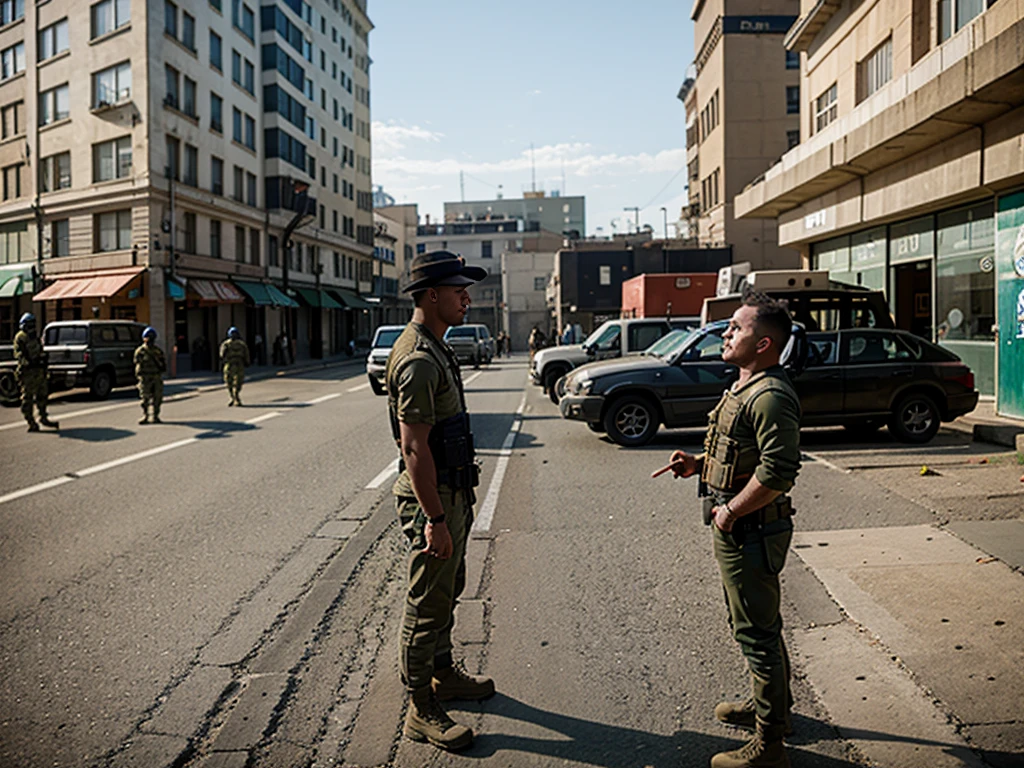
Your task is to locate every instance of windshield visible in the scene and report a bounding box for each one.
[666,322,727,364]
[582,321,614,347]
[445,327,477,338]
[644,329,692,359]
[372,328,403,348]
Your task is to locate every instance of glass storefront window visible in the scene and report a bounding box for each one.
[889,216,934,264]
[936,202,995,342]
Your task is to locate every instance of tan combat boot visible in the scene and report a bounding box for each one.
[403,686,473,750]
[715,698,792,736]
[432,664,495,702]
[711,723,789,768]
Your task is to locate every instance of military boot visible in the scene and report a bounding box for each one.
[139,411,149,425]
[39,414,59,430]
[26,420,40,432]
[152,413,163,424]
[403,687,473,750]
[711,723,789,768]
[715,699,792,736]
[432,664,495,702]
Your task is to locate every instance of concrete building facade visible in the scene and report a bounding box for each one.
[681,0,803,269]
[444,193,585,241]
[372,201,416,328]
[0,0,375,370]
[501,250,555,353]
[735,0,1024,414]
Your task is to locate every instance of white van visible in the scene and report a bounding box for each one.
[366,324,406,395]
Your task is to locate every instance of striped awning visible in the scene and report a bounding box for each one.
[188,279,245,303]
[33,267,144,301]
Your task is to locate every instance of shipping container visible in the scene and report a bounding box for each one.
[620,273,717,319]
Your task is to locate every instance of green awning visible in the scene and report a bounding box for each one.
[0,264,33,297]
[294,287,343,309]
[331,288,374,310]
[166,277,186,301]
[266,284,300,308]
[234,280,276,306]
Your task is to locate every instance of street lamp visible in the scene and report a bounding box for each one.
[660,207,668,240]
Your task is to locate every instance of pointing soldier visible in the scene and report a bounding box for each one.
[385,250,494,751]
[220,326,250,406]
[135,326,166,424]
[667,292,802,768]
[13,313,59,432]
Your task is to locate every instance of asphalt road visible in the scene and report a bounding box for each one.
[1,357,1019,768]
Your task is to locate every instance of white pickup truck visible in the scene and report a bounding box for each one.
[530,316,698,403]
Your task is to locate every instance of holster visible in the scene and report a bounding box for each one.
[428,412,480,491]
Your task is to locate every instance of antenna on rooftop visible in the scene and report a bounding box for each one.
[530,143,536,193]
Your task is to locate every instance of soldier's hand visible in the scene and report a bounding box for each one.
[712,505,736,532]
[423,519,453,559]
[669,451,698,478]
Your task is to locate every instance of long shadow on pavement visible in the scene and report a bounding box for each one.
[54,427,135,442]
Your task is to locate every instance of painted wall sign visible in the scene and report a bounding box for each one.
[722,16,798,34]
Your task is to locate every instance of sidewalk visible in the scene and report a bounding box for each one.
[164,353,365,394]
[946,396,1024,451]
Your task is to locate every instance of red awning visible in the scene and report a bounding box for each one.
[34,267,145,301]
[188,279,245,303]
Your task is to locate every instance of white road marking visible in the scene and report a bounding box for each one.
[0,476,75,507]
[307,393,342,405]
[245,411,282,425]
[0,393,198,432]
[472,391,528,534]
[803,451,848,473]
[462,371,484,386]
[74,437,200,478]
[347,382,371,393]
[366,457,400,489]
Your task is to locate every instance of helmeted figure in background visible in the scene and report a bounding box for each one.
[220,327,250,406]
[13,313,58,432]
[135,326,166,424]
[385,250,494,752]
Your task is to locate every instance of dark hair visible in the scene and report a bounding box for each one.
[742,288,792,349]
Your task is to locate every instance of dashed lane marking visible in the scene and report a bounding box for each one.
[471,391,527,534]
[462,371,484,386]
[347,382,371,393]
[366,458,400,490]
[74,437,200,478]
[245,411,283,425]
[307,393,342,405]
[802,451,848,473]
[0,476,75,506]
[0,393,199,432]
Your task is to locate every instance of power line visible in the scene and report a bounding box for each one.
[638,162,688,212]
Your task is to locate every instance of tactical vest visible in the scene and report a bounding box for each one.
[14,331,46,374]
[701,374,794,493]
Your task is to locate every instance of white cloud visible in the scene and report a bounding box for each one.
[372,122,444,158]
[528,89,542,95]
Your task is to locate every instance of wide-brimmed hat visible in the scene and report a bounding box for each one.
[402,250,487,293]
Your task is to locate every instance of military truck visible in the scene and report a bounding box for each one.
[0,343,17,405]
[43,320,147,399]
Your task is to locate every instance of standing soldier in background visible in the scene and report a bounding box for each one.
[135,326,166,425]
[13,313,58,432]
[220,327,250,406]
[667,292,801,768]
[385,251,493,752]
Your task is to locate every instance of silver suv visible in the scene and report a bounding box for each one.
[444,324,495,368]
[366,324,406,395]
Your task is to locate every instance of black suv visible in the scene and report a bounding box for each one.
[559,323,979,446]
[43,320,147,399]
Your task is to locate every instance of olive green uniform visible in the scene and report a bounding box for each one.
[13,329,51,427]
[702,365,801,738]
[134,343,166,419]
[220,338,250,403]
[386,322,474,692]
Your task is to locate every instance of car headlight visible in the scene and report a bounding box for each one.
[573,375,593,395]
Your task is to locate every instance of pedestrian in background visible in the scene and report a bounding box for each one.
[135,326,166,425]
[220,326,250,406]
[385,251,494,752]
[13,313,58,432]
[254,332,265,366]
[667,292,801,768]
[528,325,545,363]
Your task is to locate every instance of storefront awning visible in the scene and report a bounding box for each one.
[188,279,245,303]
[0,264,34,298]
[33,267,144,301]
[294,287,343,309]
[234,280,275,306]
[330,288,374,310]
[166,277,186,301]
[266,284,300,308]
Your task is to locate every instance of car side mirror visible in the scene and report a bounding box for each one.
[583,343,594,356]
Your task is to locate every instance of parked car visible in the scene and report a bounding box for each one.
[0,343,17,405]
[43,320,147,399]
[558,322,978,447]
[531,316,699,404]
[444,324,495,368]
[366,324,406,396]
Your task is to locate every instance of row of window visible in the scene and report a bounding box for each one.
[700,168,720,213]
[813,36,892,135]
[699,89,719,143]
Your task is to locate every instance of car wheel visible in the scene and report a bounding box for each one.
[603,395,659,447]
[0,370,19,406]
[888,392,940,443]
[544,368,567,404]
[90,369,113,400]
[586,421,605,433]
[843,418,885,438]
[368,376,385,396]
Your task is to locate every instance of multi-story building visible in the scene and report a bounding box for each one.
[680,0,802,269]
[735,0,1024,416]
[0,0,374,368]
[373,197,416,325]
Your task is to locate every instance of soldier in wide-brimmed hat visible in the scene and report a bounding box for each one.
[383,251,494,751]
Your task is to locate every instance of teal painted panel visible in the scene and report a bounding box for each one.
[995,191,1024,419]
[939,341,995,396]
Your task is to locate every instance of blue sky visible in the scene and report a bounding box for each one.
[369,1,695,237]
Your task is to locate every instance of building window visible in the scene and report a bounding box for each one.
[268,235,278,267]
[93,61,131,107]
[235,225,245,262]
[210,219,222,257]
[243,58,254,94]
[857,37,892,103]
[183,76,197,117]
[786,85,800,115]
[40,151,71,192]
[182,211,196,253]
[936,201,995,342]
[232,107,242,143]
[1,0,25,26]
[51,219,70,257]
[95,210,132,252]
[181,10,196,50]
[210,30,222,70]
[785,50,800,69]
[39,84,69,125]
[249,227,260,264]
[246,171,256,206]
[787,129,800,150]
[93,136,132,181]
[244,114,255,150]
[210,92,223,132]
[1,162,22,200]
[481,240,493,259]
[232,165,243,202]
[232,49,242,87]
[233,0,255,41]
[164,0,177,38]
[165,135,179,180]
[91,0,130,39]
[534,276,546,291]
[333,250,340,277]
[1,42,25,81]
[183,144,198,186]
[814,83,837,132]
[165,65,179,109]
[211,156,223,195]
[38,18,69,61]
[939,0,987,42]
[599,265,611,286]
[1,100,23,139]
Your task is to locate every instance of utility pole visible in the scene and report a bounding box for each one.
[623,207,640,233]
[660,206,668,240]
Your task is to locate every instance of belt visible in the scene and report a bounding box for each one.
[713,492,793,532]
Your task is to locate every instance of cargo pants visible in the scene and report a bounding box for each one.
[138,375,163,417]
[397,489,472,691]
[223,363,245,401]
[713,516,794,735]
[18,368,49,424]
